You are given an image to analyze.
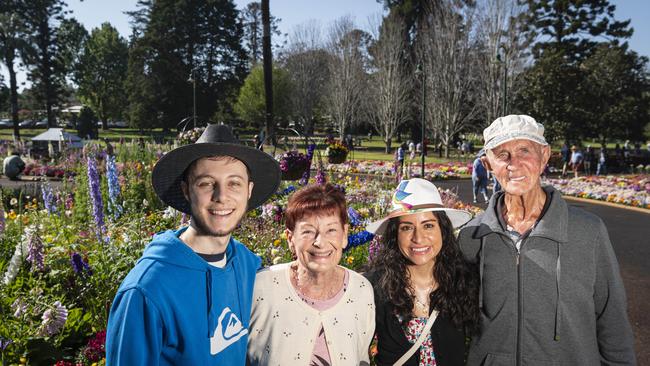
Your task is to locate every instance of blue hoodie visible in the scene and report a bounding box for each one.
[106,227,261,365]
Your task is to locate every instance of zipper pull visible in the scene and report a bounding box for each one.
[516,251,520,266]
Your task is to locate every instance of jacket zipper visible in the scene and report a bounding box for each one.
[516,240,523,366]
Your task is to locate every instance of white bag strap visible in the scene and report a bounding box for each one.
[393,310,439,366]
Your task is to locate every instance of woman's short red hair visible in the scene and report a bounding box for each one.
[285,183,348,231]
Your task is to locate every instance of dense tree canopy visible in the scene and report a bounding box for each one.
[234,64,293,128]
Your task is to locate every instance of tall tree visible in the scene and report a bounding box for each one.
[520,0,632,61]
[475,0,528,126]
[234,64,293,128]
[512,48,585,143]
[75,23,128,129]
[126,0,248,130]
[56,17,88,82]
[282,22,329,136]
[20,0,68,127]
[0,1,29,140]
[324,16,370,140]
[419,1,478,157]
[366,14,412,153]
[240,1,282,66]
[581,44,649,145]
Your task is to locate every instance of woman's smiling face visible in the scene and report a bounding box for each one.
[397,211,442,268]
[287,213,348,275]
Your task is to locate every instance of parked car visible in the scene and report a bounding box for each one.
[0,119,13,128]
[35,120,48,128]
[109,120,128,128]
[19,120,35,128]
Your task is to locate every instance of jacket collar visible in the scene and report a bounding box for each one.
[471,185,568,244]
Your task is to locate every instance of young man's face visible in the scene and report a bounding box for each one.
[182,157,253,238]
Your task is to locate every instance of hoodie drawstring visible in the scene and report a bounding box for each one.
[206,270,213,337]
[479,237,485,311]
[554,242,561,341]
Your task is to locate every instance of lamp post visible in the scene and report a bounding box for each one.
[416,64,426,178]
[188,69,197,128]
[496,46,507,116]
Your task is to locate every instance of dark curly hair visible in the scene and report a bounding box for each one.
[367,211,479,335]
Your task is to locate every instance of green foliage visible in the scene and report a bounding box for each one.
[234,64,293,127]
[580,44,650,144]
[77,106,98,140]
[512,49,585,143]
[521,0,632,61]
[125,0,247,130]
[75,23,128,126]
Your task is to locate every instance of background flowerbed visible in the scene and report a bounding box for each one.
[0,141,479,365]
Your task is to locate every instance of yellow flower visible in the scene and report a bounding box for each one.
[346,256,355,265]
[280,231,287,240]
[273,239,282,247]
[7,210,17,220]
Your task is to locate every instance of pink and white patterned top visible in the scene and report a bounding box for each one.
[404,316,437,366]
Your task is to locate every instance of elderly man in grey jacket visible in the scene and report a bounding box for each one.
[459,115,635,365]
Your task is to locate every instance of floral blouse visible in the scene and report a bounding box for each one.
[404,316,437,366]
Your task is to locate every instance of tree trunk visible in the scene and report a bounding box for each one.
[7,59,20,140]
[261,0,274,146]
[385,138,392,154]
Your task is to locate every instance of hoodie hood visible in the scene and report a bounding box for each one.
[139,227,237,271]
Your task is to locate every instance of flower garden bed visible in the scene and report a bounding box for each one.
[543,175,650,209]
[0,140,483,365]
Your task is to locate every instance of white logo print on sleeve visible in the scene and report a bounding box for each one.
[210,307,249,355]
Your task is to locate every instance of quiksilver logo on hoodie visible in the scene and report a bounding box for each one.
[210,307,248,355]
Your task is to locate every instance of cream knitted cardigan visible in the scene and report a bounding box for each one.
[247,262,375,366]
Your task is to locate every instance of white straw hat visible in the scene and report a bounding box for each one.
[366,178,472,235]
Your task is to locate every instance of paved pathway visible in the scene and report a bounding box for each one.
[436,179,650,364]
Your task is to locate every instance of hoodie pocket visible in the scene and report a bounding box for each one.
[482,353,513,366]
[522,356,559,366]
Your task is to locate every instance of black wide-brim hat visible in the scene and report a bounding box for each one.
[152,123,281,214]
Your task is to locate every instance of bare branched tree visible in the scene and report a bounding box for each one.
[324,16,369,140]
[281,21,329,135]
[419,1,479,158]
[366,14,413,153]
[475,0,529,127]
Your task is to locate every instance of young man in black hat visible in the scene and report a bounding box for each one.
[106,124,281,365]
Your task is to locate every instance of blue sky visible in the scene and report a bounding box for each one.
[2,0,648,89]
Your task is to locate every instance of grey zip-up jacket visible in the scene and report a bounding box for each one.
[459,186,635,366]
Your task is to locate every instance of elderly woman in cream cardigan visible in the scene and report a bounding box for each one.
[247,183,375,366]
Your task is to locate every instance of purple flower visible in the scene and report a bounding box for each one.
[70,252,92,276]
[87,156,106,240]
[25,227,44,272]
[315,167,326,185]
[0,201,5,234]
[41,182,57,214]
[299,143,316,185]
[38,301,68,337]
[367,235,381,261]
[0,337,13,351]
[11,298,27,318]
[106,155,123,219]
[347,207,362,227]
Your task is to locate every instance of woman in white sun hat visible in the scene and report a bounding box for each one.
[365,178,479,366]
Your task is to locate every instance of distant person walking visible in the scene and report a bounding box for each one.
[560,143,570,177]
[584,146,595,175]
[569,145,584,178]
[597,148,607,176]
[472,150,490,203]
